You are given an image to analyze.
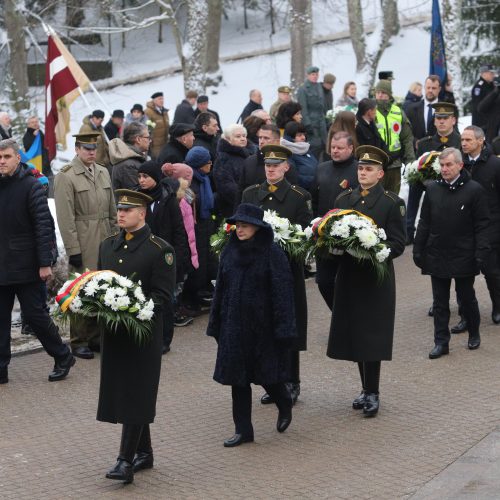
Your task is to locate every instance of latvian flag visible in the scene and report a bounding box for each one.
[45,30,90,162]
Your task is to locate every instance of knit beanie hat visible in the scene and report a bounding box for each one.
[138,160,161,184]
[185,146,211,170]
[374,80,393,98]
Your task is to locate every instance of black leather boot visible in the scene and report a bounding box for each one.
[450,316,467,334]
[133,425,154,472]
[106,424,142,483]
[363,393,380,417]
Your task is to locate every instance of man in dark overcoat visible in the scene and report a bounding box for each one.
[327,145,406,417]
[413,148,491,359]
[97,189,175,484]
[242,144,312,405]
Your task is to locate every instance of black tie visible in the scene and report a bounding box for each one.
[426,104,433,134]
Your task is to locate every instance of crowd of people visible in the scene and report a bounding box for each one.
[1,62,500,484]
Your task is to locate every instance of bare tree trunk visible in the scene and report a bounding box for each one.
[289,0,312,92]
[5,0,29,113]
[441,0,463,111]
[205,0,223,86]
[183,0,209,93]
[270,0,275,35]
[347,0,366,72]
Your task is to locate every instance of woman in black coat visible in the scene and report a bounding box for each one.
[207,204,296,447]
[213,124,251,217]
[138,160,189,352]
[327,146,406,418]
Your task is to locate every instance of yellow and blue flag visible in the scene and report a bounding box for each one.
[19,132,43,172]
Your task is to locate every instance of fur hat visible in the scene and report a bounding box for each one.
[227,203,270,228]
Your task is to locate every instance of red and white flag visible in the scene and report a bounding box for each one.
[45,31,90,161]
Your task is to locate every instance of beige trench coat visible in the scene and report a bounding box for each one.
[144,101,170,160]
[54,156,117,270]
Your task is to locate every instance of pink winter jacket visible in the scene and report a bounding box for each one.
[179,197,199,269]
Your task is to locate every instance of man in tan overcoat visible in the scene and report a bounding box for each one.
[54,133,117,359]
[145,92,170,160]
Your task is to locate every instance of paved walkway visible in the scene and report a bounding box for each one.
[2,250,500,499]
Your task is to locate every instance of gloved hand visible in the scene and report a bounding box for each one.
[413,253,422,268]
[68,253,83,269]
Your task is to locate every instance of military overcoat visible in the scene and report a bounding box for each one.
[327,183,406,361]
[96,224,175,424]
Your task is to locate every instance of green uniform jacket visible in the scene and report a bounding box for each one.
[54,156,117,270]
[297,80,327,151]
[79,116,110,167]
[97,225,175,424]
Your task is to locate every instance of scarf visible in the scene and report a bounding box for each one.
[193,169,214,219]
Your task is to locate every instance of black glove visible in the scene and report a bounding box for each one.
[69,253,83,269]
[413,253,422,268]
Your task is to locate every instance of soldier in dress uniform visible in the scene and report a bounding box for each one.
[98,189,175,484]
[242,144,312,405]
[407,102,461,244]
[471,64,496,132]
[270,86,292,124]
[327,146,406,417]
[54,133,117,359]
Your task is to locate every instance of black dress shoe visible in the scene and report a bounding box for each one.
[132,451,154,472]
[428,306,434,317]
[106,458,134,484]
[223,434,254,447]
[48,354,75,382]
[352,391,366,410]
[429,344,449,359]
[72,346,94,359]
[468,336,481,350]
[260,393,274,405]
[0,367,8,384]
[451,319,467,334]
[363,393,379,417]
[492,312,500,324]
[277,408,292,433]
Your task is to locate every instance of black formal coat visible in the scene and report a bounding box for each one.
[206,228,296,386]
[310,156,359,217]
[173,100,196,125]
[238,100,263,123]
[355,116,390,154]
[104,120,121,140]
[477,87,500,144]
[416,130,462,157]
[193,129,219,162]
[471,77,495,130]
[96,225,175,425]
[242,178,312,351]
[0,163,56,285]
[327,183,406,361]
[406,100,437,142]
[157,138,190,166]
[237,151,299,203]
[413,171,491,278]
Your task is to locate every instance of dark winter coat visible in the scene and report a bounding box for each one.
[237,151,299,203]
[97,224,175,424]
[194,129,219,162]
[297,80,327,151]
[464,146,500,246]
[0,125,12,140]
[242,178,312,351]
[355,114,390,153]
[327,183,406,361]
[104,120,121,140]
[206,228,296,386]
[213,138,250,217]
[0,163,56,285]
[477,86,500,144]
[238,100,263,123]
[22,128,51,176]
[157,138,190,166]
[140,179,189,280]
[109,139,146,191]
[281,136,318,191]
[402,91,422,114]
[413,170,491,278]
[471,77,495,130]
[173,100,197,125]
[416,130,462,157]
[310,156,358,217]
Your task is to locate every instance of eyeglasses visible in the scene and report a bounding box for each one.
[140,135,152,140]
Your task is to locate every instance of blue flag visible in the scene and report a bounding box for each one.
[19,132,43,172]
[429,0,447,84]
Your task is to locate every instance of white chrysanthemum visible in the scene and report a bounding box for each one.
[103,288,119,311]
[113,287,127,297]
[330,221,350,238]
[137,299,155,321]
[116,296,130,308]
[377,228,387,240]
[304,226,314,239]
[431,157,441,174]
[84,280,99,297]
[375,246,391,262]
[355,228,379,248]
[134,287,146,303]
[69,296,82,312]
[405,160,419,178]
[116,275,133,289]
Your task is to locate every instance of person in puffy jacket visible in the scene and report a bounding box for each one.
[280,121,318,191]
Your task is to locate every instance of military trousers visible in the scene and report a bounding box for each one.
[431,276,480,345]
[0,282,69,369]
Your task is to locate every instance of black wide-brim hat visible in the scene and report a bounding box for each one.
[226,203,270,228]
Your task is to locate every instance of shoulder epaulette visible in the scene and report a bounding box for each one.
[383,190,400,203]
[337,188,352,199]
[60,164,72,173]
[149,234,168,250]
[103,232,119,241]
[290,185,306,196]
